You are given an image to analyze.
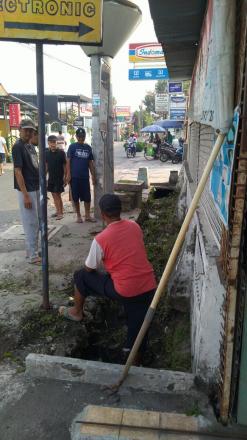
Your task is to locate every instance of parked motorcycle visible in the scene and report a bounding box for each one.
[144,142,171,161]
[159,143,183,163]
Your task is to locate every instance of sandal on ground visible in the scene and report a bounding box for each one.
[59,306,82,322]
[76,217,83,223]
[56,215,63,220]
[85,217,96,223]
[28,257,42,265]
[51,213,57,218]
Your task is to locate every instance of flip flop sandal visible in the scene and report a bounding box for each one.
[85,217,97,223]
[56,215,64,220]
[76,218,83,223]
[28,257,42,265]
[59,306,82,322]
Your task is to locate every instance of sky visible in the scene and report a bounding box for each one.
[0,0,158,112]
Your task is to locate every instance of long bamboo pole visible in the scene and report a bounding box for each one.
[114,133,225,389]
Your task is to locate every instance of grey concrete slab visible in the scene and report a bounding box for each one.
[26,353,197,395]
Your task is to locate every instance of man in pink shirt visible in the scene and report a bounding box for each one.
[59,193,157,361]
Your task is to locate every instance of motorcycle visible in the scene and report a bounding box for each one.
[172,146,183,163]
[159,143,183,163]
[126,141,136,158]
[144,142,170,161]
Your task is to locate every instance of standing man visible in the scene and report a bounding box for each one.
[12,119,40,264]
[0,132,9,176]
[57,130,67,152]
[66,127,96,223]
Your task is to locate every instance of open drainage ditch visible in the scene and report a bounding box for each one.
[2,188,191,373]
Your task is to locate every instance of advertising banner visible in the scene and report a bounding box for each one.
[155,94,169,112]
[170,109,186,120]
[189,0,235,133]
[9,103,21,127]
[115,106,131,118]
[129,42,165,63]
[210,109,239,226]
[169,82,183,93]
[129,67,169,81]
[170,96,186,108]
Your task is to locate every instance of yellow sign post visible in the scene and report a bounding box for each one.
[0,0,103,44]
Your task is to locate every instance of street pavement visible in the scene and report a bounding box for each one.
[114,142,181,184]
[0,165,20,233]
[0,143,180,233]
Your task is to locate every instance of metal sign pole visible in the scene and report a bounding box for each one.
[36,42,49,309]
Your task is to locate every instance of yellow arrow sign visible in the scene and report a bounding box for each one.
[0,0,103,44]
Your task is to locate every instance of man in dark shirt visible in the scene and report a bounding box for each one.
[12,119,40,264]
[66,128,96,223]
[46,135,66,220]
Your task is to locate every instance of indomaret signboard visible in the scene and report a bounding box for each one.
[0,0,103,44]
[129,42,165,63]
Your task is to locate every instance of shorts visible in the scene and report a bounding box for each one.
[47,179,64,194]
[74,268,155,352]
[71,178,91,203]
[0,153,5,164]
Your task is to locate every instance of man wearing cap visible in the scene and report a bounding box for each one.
[66,128,96,223]
[12,119,40,264]
[59,193,157,363]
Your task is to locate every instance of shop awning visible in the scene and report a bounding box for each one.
[148,0,207,79]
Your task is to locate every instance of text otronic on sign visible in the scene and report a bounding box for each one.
[0,0,103,44]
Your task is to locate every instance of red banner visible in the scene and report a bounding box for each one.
[9,103,21,128]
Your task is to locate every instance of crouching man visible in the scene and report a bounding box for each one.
[59,193,157,361]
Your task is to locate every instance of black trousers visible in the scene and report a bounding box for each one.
[74,269,155,353]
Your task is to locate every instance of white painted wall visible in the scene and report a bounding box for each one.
[185,177,225,382]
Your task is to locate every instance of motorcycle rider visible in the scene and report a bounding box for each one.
[128,133,137,156]
[153,133,161,158]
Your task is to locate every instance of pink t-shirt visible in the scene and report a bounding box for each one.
[95,220,157,297]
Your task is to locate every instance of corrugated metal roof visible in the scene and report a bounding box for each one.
[148,0,207,79]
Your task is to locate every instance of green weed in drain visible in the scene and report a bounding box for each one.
[186,401,202,417]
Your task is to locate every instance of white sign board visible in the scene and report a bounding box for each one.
[155,94,169,112]
[189,0,235,133]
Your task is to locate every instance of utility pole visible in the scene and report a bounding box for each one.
[91,55,105,219]
[81,0,142,218]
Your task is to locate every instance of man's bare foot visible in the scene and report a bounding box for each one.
[76,216,83,223]
[59,306,83,322]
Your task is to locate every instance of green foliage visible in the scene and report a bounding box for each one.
[143,91,155,113]
[143,110,154,127]
[123,141,146,152]
[138,193,191,372]
[67,108,77,138]
[183,80,191,96]
[133,110,140,132]
[155,80,168,93]
[186,401,202,417]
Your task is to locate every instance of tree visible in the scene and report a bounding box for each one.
[67,108,77,141]
[143,91,155,113]
[143,111,154,127]
[182,80,191,96]
[155,80,168,93]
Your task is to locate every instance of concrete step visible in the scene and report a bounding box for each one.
[26,353,197,395]
[71,405,245,440]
